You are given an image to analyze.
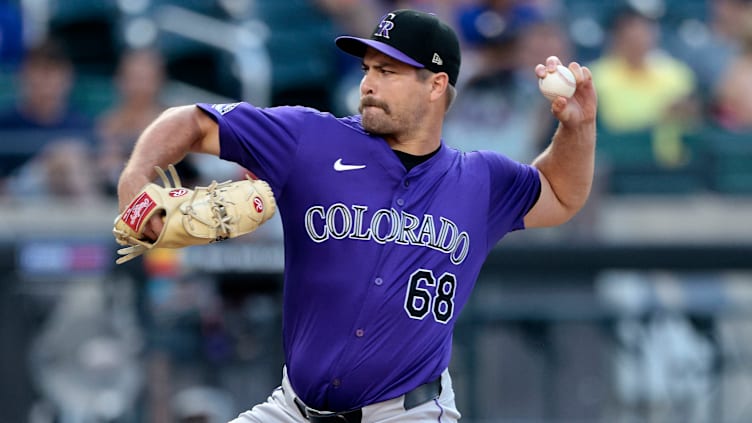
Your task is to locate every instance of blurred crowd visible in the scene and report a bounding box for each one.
[0,0,751,204]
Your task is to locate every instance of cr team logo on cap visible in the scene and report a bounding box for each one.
[375,13,396,39]
[335,9,461,86]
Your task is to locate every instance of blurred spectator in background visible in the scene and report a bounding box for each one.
[14,138,100,200]
[712,0,752,40]
[95,47,205,196]
[0,37,100,200]
[590,7,698,134]
[0,0,24,68]
[712,5,752,131]
[442,2,566,163]
[317,0,380,37]
[0,38,90,145]
[670,0,750,108]
[516,3,571,73]
[590,6,700,167]
[95,48,170,195]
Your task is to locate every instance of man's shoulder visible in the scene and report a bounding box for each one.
[312,112,368,135]
[454,148,532,174]
[271,106,362,127]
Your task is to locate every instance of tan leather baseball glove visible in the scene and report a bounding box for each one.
[113,164,276,264]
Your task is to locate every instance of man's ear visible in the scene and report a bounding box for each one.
[430,72,449,102]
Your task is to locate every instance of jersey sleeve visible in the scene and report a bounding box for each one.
[196,102,310,192]
[481,151,541,244]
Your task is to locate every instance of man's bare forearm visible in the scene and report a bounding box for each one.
[117,105,210,210]
[532,120,596,216]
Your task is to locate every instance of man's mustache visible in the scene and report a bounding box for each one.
[359,97,390,114]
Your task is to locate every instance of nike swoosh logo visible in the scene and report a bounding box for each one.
[333,158,366,171]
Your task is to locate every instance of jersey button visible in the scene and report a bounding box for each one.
[374,277,383,286]
[396,198,405,206]
[355,329,365,337]
[332,378,341,388]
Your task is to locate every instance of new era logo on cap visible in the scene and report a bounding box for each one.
[335,9,461,86]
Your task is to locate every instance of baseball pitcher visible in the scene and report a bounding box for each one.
[116,9,597,423]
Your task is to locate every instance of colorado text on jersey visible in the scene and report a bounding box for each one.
[304,203,470,264]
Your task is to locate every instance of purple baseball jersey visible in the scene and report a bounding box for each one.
[197,102,541,411]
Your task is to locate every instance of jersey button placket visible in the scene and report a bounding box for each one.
[397,177,409,207]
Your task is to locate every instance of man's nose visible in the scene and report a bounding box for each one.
[360,73,375,96]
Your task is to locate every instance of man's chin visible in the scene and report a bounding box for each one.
[361,119,387,135]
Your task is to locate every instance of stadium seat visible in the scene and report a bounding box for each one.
[597,128,708,194]
[49,12,119,75]
[690,126,752,195]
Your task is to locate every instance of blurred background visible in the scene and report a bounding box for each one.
[1,0,752,422]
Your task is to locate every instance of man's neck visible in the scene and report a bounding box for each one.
[384,129,442,156]
[392,146,441,171]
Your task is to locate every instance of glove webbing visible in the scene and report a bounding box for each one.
[182,179,236,242]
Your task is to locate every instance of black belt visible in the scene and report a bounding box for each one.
[294,377,442,423]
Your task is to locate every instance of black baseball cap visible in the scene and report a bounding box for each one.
[335,10,461,86]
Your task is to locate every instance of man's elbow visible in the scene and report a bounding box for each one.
[525,190,591,228]
[558,189,592,223]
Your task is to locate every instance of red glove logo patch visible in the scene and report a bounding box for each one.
[121,192,156,231]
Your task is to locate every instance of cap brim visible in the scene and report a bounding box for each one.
[335,36,424,69]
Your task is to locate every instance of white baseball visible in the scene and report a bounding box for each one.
[538,64,576,101]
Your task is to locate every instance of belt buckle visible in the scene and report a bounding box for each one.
[306,408,341,419]
[308,408,360,423]
[309,412,349,422]
[295,397,360,423]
